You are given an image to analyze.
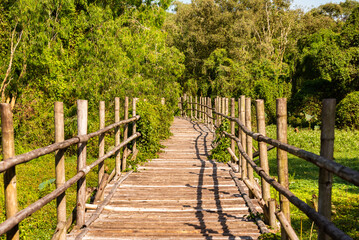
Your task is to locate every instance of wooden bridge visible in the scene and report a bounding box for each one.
[67,118,265,239]
[0,95,358,240]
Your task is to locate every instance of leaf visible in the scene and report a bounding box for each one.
[38,178,55,191]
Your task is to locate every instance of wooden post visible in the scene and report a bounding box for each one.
[115,97,121,175]
[201,97,203,122]
[209,98,213,131]
[269,199,277,231]
[222,97,225,123]
[256,100,271,208]
[161,97,165,105]
[195,96,198,120]
[190,96,193,119]
[277,98,290,239]
[122,97,129,171]
[55,102,66,240]
[230,98,235,164]
[245,98,254,190]
[98,101,105,195]
[237,98,241,173]
[1,103,19,240]
[206,97,209,127]
[318,99,336,240]
[77,99,88,227]
[132,98,137,154]
[179,97,183,117]
[225,98,229,116]
[240,95,247,178]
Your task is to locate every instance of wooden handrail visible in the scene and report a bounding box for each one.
[0,115,140,174]
[215,110,359,186]
[0,132,141,236]
[223,131,351,240]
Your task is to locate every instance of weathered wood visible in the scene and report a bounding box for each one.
[98,101,105,199]
[132,98,137,154]
[0,116,139,174]
[93,173,109,203]
[190,96,193,119]
[54,102,66,240]
[122,97,129,171]
[67,118,262,240]
[77,99,88,227]
[245,98,254,190]
[161,97,165,105]
[230,98,235,164]
[0,132,141,236]
[1,103,19,240]
[0,133,141,235]
[229,170,269,234]
[276,211,299,240]
[195,96,198,120]
[255,99,270,208]
[276,98,290,240]
[240,95,247,179]
[269,199,277,231]
[214,110,359,187]
[222,131,351,240]
[115,97,121,175]
[318,99,336,240]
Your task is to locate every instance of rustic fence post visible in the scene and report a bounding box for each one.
[115,97,121,175]
[133,98,137,154]
[206,97,210,127]
[245,98,254,189]
[1,103,19,240]
[318,99,336,240]
[161,97,165,105]
[77,99,88,227]
[225,98,229,116]
[122,97,129,171]
[55,102,66,240]
[195,96,198,120]
[98,101,105,192]
[240,95,247,179]
[179,97,183,117]
[269,199,277,231]
[210,97,213,130]
[277,98,290,238]
[256,99,271,218]
[230,98,236,164]
[190,96,193,119]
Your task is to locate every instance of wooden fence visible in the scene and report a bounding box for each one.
[180,95,359,240]
[0,97,141,240]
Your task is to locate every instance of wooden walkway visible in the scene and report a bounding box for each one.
[68,117,263,239]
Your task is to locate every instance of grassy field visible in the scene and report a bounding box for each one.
[263,125,359,239]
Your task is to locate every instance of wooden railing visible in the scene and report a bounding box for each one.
[180,95,359,240]
[0,97,140,240]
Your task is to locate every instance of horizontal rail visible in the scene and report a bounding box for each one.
[223,131,351,240]
[214,111,359,187]
[0,115,140,173]
[0,132,141,235]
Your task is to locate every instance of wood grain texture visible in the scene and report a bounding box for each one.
[68,118,262,239]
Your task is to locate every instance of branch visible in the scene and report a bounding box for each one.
[1,25,23,102]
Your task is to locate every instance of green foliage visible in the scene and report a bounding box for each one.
[337,91,359,128]
[130,99,173,168]
[210,120,231,162]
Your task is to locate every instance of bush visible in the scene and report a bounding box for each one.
[210,120,231,162]
[337,91,359,128]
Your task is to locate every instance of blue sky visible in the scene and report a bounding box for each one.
[176,0,343,10]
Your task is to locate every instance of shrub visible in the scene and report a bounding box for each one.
[337,91,359,128]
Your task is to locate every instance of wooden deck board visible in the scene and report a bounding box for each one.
[67,117,262,239]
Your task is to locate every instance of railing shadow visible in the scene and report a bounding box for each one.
[183,119,236,239]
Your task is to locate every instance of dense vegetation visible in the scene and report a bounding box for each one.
[165,0,359,126]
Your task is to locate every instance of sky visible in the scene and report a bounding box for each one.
[177,0,343,10]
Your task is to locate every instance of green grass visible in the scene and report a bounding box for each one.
[263,125,359,239]
[0,143,118,239]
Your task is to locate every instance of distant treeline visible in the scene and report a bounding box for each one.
[165,0,359,128]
